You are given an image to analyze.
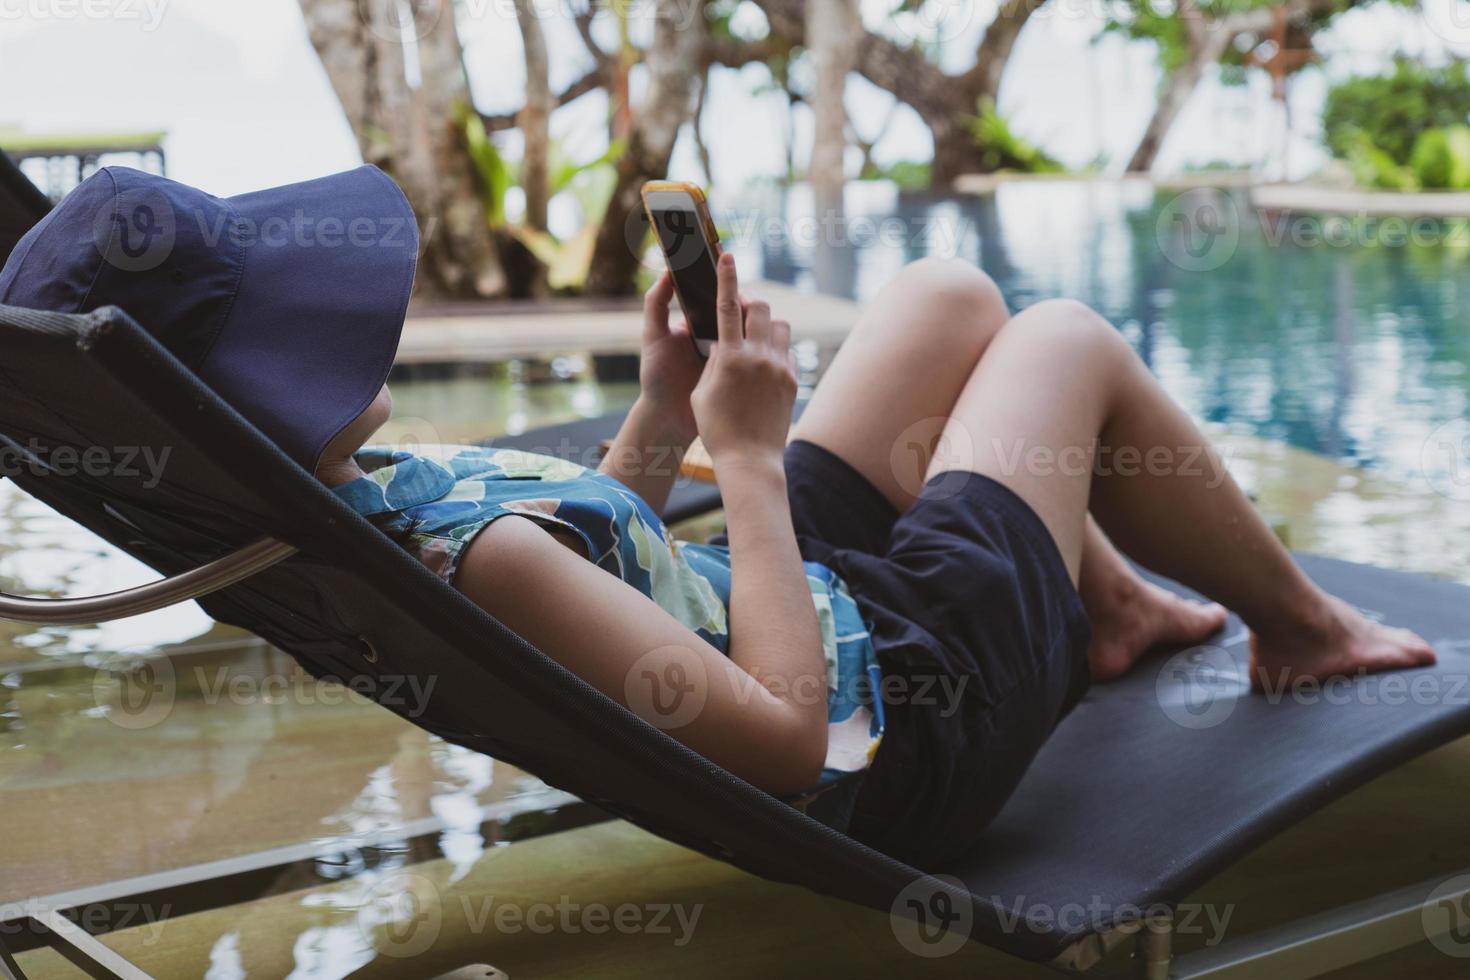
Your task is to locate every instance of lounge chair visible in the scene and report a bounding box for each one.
[2,299,1470,978]
[0,149,51,268]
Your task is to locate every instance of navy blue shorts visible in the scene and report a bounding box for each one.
[783,439,1092,869]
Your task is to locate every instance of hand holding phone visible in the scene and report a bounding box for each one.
[642,181,722,357]
[689,252,797,469]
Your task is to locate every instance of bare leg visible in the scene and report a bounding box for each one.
[1080,517,1228,680]
[932,299,1435,685]
[792,257,1014,511]
[794,260,1229,671]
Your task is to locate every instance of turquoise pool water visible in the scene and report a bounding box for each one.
[724,181,1470,498]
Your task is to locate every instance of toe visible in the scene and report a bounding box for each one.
[1393,628,1437,666]
[1164,598,1228,642]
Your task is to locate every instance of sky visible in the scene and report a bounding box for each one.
[0,0,1465,212]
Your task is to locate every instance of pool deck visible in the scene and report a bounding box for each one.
[950,171,1470,218]
[1250,182,1470,217]
[399,279,861,363]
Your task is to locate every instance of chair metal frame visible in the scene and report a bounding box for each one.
[0,538,296,626]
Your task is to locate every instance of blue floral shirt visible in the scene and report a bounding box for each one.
[332,445,883,791]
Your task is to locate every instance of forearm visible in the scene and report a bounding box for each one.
[598,396,694,513]
[719,454,829,765]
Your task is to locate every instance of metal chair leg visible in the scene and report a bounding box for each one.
[1137,914,1174,980]
[0,933,27,980]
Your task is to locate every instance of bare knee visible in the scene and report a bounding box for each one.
[889,256,1007,318]
[868,257,1009,351]
[1000,298,1135,366]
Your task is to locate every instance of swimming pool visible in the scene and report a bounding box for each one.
[725,180,1470,492]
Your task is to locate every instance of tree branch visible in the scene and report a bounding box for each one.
[479,64,610,132]
[705,33,787,69]
[750,0,952,124]
[572,1,607,62]
[960,0,1042,101]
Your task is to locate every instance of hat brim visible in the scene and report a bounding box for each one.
[198,166,419,471]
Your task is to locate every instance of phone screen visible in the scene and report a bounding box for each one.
[647,198,720,345]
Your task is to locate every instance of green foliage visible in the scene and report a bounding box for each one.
[1181,158,1246,172]
[512,140,625,291]
[862,159,932,190]
[1342,129,1417,191]
[462,109,510,227]
[1100,0,1353,86]
[460,99,628,290]
[545,139,624,211]
[966,99,1064,174]
[1323,60,1470,165]
[1410,125,1470,190]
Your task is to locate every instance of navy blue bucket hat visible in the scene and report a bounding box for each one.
[0,165,419,470]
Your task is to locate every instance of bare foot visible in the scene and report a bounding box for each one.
[1249,594,1437,691]
[1087,578,1230,681]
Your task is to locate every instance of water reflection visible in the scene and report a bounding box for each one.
[727,181,1470,495]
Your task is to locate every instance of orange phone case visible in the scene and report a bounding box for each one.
[640,180,722,261]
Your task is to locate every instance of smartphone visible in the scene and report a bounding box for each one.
[641,181,722,357]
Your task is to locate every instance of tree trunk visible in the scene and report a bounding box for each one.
[299,0,504,298]
[931,119,988,187]
[755,0,1039,190]
[1126,32,1229,173]
[586,0,707,296]
[514,0,552,232]
[969,0,1035,106]
[692,65,715,186]
[805,0,859,208]
[807,0,860,296]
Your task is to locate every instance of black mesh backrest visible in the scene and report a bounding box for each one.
[0,303,976,947]
[0,152,51,267]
